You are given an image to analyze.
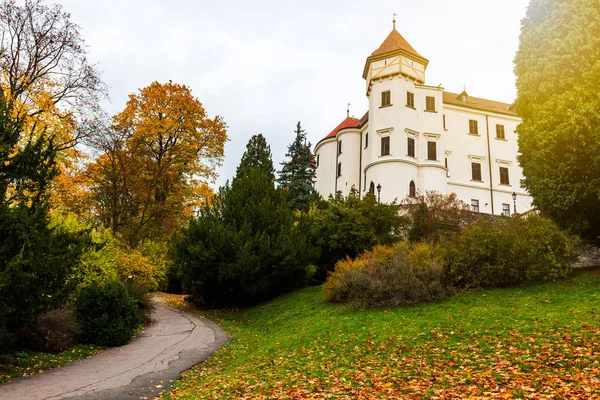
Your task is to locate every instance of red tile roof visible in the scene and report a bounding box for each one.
[443,91,518,116]
[371,29,425,61]
[324,117,362,139]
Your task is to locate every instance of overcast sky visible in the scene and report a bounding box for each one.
[56,0,529,188]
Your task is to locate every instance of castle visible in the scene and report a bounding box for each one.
[314,24,533,216]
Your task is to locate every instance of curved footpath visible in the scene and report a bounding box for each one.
[0,302,228,400]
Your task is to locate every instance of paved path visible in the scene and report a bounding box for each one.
[0,302,228,400]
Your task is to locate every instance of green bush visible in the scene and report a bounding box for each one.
[0,206,87,351]
[21,308,81,353]
[323,241,450,307]
[75,280,140,346]
[308,189,407,283]
[442,214,576,288]
[51,213,161,291]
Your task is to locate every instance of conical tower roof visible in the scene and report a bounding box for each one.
[370,29,424,59]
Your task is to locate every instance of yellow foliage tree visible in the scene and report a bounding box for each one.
[88,81,228,244]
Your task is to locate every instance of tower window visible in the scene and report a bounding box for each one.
[407,137,415,158]
[337,162,342,177]
[469,119,479,135]
[471,162,482,181]
[502,203,511,217]
[471,199,480,213]
[443,114,447,130]
[381,90,391,107]
[381,136,390,156]
[427,141,437,161]
[369,181,375,194]
[496,124,506,139]
[500,166,510,185]
[425,96,436,112]
[338,140,342,155]
[406,92,415,108]
[409,180,416,198]
[365,132,369,148]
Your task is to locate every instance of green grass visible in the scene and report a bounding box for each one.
[0,344,104,384]
[162,273,600,399]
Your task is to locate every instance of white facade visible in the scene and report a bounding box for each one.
[314,28,533,216]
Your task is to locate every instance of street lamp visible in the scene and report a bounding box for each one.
[512,191,517,215]
[376,183,382,204]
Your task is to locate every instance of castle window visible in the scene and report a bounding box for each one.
[471,199,480,213]
[369,181,375,194]
[469,119,479,135]
[381,90,391,107]
[407,137,415,158]
[337,162,342,177]
[471,162,482,181]
[502,203,511,217]
[425,96,436,112]
[338,140,342,155]
[443,114,447,130]
[381,136,390,156]
[496,124,506,139]
[365,132,368,148]
[500,166,510,185]
[409,180,416,198]
[427,141,437,161]
[406,92,415,108]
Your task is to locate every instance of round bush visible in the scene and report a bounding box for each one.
[442,214,576,288]
[323,241,450,307]
[75,280,140,346]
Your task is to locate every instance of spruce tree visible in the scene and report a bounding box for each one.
[278,122,317,210]
[173,134,314,307]
[515,0,600,242]
[236,133,275,181]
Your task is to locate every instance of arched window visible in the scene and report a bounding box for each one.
[409,180,416,198]
[369,182,375,194]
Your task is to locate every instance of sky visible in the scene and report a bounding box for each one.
[55,0,530,188]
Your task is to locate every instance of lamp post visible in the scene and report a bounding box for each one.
[512,191,517,215]
[376,183,382,204]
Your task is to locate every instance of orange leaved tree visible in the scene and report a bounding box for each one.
[88,81,227,244]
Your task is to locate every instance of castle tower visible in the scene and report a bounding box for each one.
[361,24,448,203]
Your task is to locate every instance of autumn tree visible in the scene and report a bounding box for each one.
[90,81,227,244]
[0,0,105,208]
[278,121,317,210]
[515,0,600,242]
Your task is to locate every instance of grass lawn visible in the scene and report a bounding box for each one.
[160,273,600,399]
[0,344,104,384]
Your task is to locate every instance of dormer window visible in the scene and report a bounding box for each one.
[381,90,391,107]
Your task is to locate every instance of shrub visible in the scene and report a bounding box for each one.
[403,191,472,243]
[21,308,81,353]
[308,189,407,283]
[75,280,140,346]
[0,206,87,352]
[51,213,160,291]
[442,214,576,288]
[323,241,450,307]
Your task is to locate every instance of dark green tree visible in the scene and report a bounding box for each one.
[515,0,600,242]
[278,122,317,210]
[307,188,407,283]
[236,133,275,181]
[172,135,314,307]
[0,90,86,351]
